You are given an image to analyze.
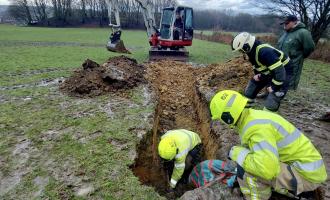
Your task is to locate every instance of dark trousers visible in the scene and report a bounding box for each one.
[165,144,203,184]
[245,78,286,112]
[244,62,294,112]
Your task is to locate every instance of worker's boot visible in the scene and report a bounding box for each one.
[298,187,325,200]
[256,89,268,99]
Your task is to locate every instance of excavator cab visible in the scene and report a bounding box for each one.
[159,6,193,44]
[149,6,193,61]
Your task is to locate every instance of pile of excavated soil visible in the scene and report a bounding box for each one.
[60,56,145,97]
[195,56,253,102]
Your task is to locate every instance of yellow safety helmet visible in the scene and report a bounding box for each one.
[210,90,248,125]
[158,137,177,161]
[231,32,255,53]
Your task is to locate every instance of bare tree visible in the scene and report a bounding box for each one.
[32,0,48,21]
[78,0,88,23]
[51,0,73,24]
[254,0,330,44]
[8,0,32,23]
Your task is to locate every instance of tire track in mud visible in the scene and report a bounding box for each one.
[0,40,105,48]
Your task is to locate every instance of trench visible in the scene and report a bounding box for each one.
[129,61,223,198]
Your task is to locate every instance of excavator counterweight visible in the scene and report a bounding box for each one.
[149,47,189,61]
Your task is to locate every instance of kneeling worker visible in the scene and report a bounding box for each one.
[232,32,292,112]
[210,90,327,199]
[158,129,202,189]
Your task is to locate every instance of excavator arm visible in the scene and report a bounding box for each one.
[134,0,157,38]
[105,0,130,53]
[105,0,121,29]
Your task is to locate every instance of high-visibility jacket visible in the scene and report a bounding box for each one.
[161,129,201,188]
[230,108,327,183]
[247,40,290,91]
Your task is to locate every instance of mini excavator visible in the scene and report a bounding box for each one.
[105,0,194,61]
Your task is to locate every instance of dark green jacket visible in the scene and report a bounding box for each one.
[277,22,315,67]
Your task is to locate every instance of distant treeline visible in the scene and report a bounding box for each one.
[194,10,282,33]
[5,0,281,33]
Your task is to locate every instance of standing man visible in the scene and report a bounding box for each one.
[278,15,315,90]
[158,129,202,189]
[231,32,291,112]
[209,90,327,199]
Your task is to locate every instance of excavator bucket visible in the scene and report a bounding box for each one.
[106,39,131,54]
[149,47,189,62]
[106,30,130,54]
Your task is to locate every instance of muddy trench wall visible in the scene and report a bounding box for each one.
[130,59,250,198]
[131,79,222,198]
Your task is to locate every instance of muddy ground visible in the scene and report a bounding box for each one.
[5,55,328,199]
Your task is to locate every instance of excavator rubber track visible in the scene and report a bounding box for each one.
[149,47,189,62]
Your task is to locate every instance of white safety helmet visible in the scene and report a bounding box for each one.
[231,32,255,53]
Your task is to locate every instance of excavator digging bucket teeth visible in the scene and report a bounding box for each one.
[149,47,189,62]
[106,40,131,54]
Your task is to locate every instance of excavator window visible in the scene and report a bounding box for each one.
[160,9,174,39]
[184,8,193,40]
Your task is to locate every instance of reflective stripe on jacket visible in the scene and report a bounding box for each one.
[161,129,202,187]
[255,44,290,73]
[255,44,289,90]
[234,108,327,183]
[247,41,289,91]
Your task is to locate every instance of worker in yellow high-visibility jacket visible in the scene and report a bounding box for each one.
[210,90,327,199]
[158,129,202,189]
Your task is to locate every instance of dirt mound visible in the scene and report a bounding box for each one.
[60,56,145,97]
[194,32,233,45]
[195,56,253,102]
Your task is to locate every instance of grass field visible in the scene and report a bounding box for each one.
[195,30,274,37]
[0,24,329,199]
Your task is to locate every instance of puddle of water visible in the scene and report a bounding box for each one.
[0,77,65,91]
[37,78,65,87]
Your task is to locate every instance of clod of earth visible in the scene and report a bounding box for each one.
[318,112,330,122]
[60,56,145,97]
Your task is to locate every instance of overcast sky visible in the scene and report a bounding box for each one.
[0,0,264,14]
[178,0,263,14]
[0,0,9,5]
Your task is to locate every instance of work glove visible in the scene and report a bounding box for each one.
[228,146,250,165]
[226,175,237,187]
